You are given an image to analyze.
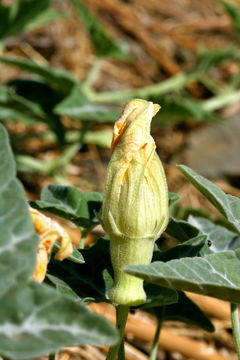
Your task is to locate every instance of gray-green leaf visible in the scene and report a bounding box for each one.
[71,0,129,59]
[0,0,50,41]
[0,125,117,359]
[0,57,76,94]
[178,165,240,233]
[54,84,121,122]
[126,250,240,303]
[31,184,102,228]
[188,216,240,255]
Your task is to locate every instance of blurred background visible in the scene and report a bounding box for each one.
[1,0,240,359]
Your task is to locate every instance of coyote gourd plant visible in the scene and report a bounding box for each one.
[101,99,169,307]
[2,99,240,360]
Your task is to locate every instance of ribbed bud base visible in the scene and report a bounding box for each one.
[108,236,155,306]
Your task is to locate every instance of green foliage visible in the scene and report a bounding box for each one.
[149,292,214,332]
[166,217,199,242]
[126,250,240,303]
[153,95,220,125]
[25,8,68,31]
[178,165,240,233]
[219,0,240,42]
[141,284,178,309]
[31,184,102,228]
[53,241,84,264]
[189,216,240,254]
[47,274,82,301]
[0,85,46,124]
[49,238,113,303]
[0,124,117,359]
[192,46,240,75]
[0,0,50,41]
[154,236,207,261]
[0,57,77,94]
[54,84,121,122]
[17,143,80,175]
[49,237,178,308]
[126,167,240,304]
[71,0,129,59]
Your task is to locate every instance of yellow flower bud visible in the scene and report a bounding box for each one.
[101,99,169,306]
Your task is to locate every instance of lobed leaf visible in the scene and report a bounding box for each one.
[141,284,178,309]
[0,0,50,41]
[166,217,199,243]
[0,85,46,124]
[47,274,82,302]
[219,0,240,42]
[0,125,38,296]
[0,125,117,359]
[54,84,121,122]
[53,242,84,264]
[189,216,240,255]
[178,165,240,233]
[0,57,76,94]
[48,238,112,303]
[193,47,240,75]
[49,237,178,307]
[25,9,68,31]
[126,250,240,303]
[152,95,220,125]
[71,0,129,59]
[31,184,102,228]
[0,282,117,359]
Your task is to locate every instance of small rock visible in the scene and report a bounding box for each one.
[182,113,240,179]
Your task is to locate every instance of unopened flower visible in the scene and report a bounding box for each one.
[101,99,169,306]
[30,208,73,283]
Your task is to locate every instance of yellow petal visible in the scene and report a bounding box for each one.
[33,247,48,283]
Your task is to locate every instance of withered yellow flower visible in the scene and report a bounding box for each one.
[101,99,169,306]
[30,208,74,283]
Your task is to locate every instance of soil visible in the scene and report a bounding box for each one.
[1,0,240,359]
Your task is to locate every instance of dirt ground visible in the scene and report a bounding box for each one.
[2,0,240,359]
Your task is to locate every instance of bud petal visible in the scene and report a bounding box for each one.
[30,208,74,282]
[101,99,169,305]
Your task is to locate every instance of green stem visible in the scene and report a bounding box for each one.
[117,336,125,360]
[106,305,129,360]
[49,353,55,360]
[231,303,240,360]
[202,89,240,112]
[149,320,162,360]
[149,308,164,360]
[89,72,192,104]
[83,58,102,89]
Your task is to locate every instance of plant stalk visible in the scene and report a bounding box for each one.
[83,58,102,89]
[231,303,240,360]
[89,72,191,104]
[106,305,129,360]
[202,89,240,112]
[149,307,165,360]
[149,320,162,360]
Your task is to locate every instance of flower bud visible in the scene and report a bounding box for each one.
[101,99,169,306]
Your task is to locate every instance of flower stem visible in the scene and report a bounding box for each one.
[48,353,55,360]
[149,320,162,360]
[149,307,165,360]
[106,305,129,360]
[231,303,240,360]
